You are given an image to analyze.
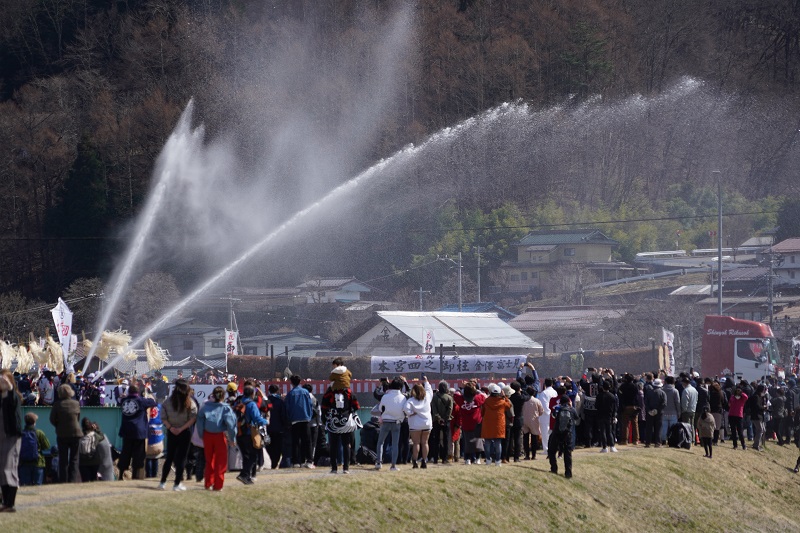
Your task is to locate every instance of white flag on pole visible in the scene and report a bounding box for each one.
[662,328,675,376]
[225,329,239,356]
[422,329,435,354]
[51,298,73,349]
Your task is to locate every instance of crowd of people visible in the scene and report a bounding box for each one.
[1,359,800,512]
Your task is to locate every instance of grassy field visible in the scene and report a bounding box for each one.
[7,441,800,532]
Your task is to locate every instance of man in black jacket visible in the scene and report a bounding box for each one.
[617,374,640,445]
[643,378,667,447]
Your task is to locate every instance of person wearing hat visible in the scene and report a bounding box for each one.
[480,384,511,466]
[643,378,667,447]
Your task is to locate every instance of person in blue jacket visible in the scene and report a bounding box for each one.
[117,384,157,480]
[285,375,315,468]
[235,386,268,485]
[196,387,237,491]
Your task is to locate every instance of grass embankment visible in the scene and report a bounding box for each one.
[8,442,800,532]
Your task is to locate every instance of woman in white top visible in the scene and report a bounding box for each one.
[404,377,433,469]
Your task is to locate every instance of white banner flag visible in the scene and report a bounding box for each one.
[225,329,238,356]
[662,328,675,377]
[370,354,526,376]
[422,329,435,354]
[51,298,73,349]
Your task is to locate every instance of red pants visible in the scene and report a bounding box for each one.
[203,431,228,490]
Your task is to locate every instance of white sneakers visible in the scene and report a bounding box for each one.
[494,460,502,466]
[465,459,471,465]
[157,482,167,490]
[611,447,618,453]
[173,483,186,491]
[600,448,608,453]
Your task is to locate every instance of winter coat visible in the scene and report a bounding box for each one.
[480,395,511,439]
[662,385,681,418]
[728,393,748,418]
[431,390,454,425]
[521,396,545,434]
[197,400,237,441]
[118,393,157,440]
[680,385,698,414]
[456,393,485,432]
[49,398,82,439]
[378,389,407,423]
[596,390,618,421]
[404,381,434,431]
[697,413,716,439]
[644,386,667,414]
[285,386,314,423]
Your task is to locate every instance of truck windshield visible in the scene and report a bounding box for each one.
[735,338,778,364]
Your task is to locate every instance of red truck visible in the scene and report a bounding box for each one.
[702,315,779,382]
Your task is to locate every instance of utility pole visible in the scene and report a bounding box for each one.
[437,253,463,311]
[713,170,723,316]
[413,287,431,311]
[473,246,482,303]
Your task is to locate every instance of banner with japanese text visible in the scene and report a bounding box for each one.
[225,329,239,356]
[370,354,526,376]
[662,328,675,376]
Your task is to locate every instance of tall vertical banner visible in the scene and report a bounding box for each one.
[422,329,435,354]
[51,298,73,371]
[662,328,675,376]
[51,298,73,349]
[225,329,239,356]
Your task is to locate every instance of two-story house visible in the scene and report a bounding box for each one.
[771,238,800,288]
[501,229,624,293]
[296,277,372,304]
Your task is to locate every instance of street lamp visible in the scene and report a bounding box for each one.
[673,324,685,369]
[437,252,462,311]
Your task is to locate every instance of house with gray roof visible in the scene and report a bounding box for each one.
[771,238,800,288]
[296,277,372,304]
[501,229,632,293]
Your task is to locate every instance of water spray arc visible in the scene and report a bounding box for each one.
[83,102,202,373]
[94,104,525,378]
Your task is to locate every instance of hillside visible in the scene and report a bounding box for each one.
[6,441,800,530]
[1,1,799,303]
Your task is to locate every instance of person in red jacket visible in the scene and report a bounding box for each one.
[727,387,748,450]
[456,382,485,464]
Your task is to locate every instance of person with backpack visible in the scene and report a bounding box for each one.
[78,418,107,482]
[234,385,268,485]
[49,384,82,483]
[548,395,578,478]
[18,412,50,486]
[158,379,197,491]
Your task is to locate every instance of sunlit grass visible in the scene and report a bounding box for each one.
[8,442,800,531]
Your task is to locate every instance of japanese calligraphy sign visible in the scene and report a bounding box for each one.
[370,354,526,376]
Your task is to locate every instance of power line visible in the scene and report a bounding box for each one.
[405,209,778,234]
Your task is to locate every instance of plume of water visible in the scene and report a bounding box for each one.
[83,102,205,372]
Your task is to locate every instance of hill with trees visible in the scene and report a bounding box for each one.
[2,0,799,317]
